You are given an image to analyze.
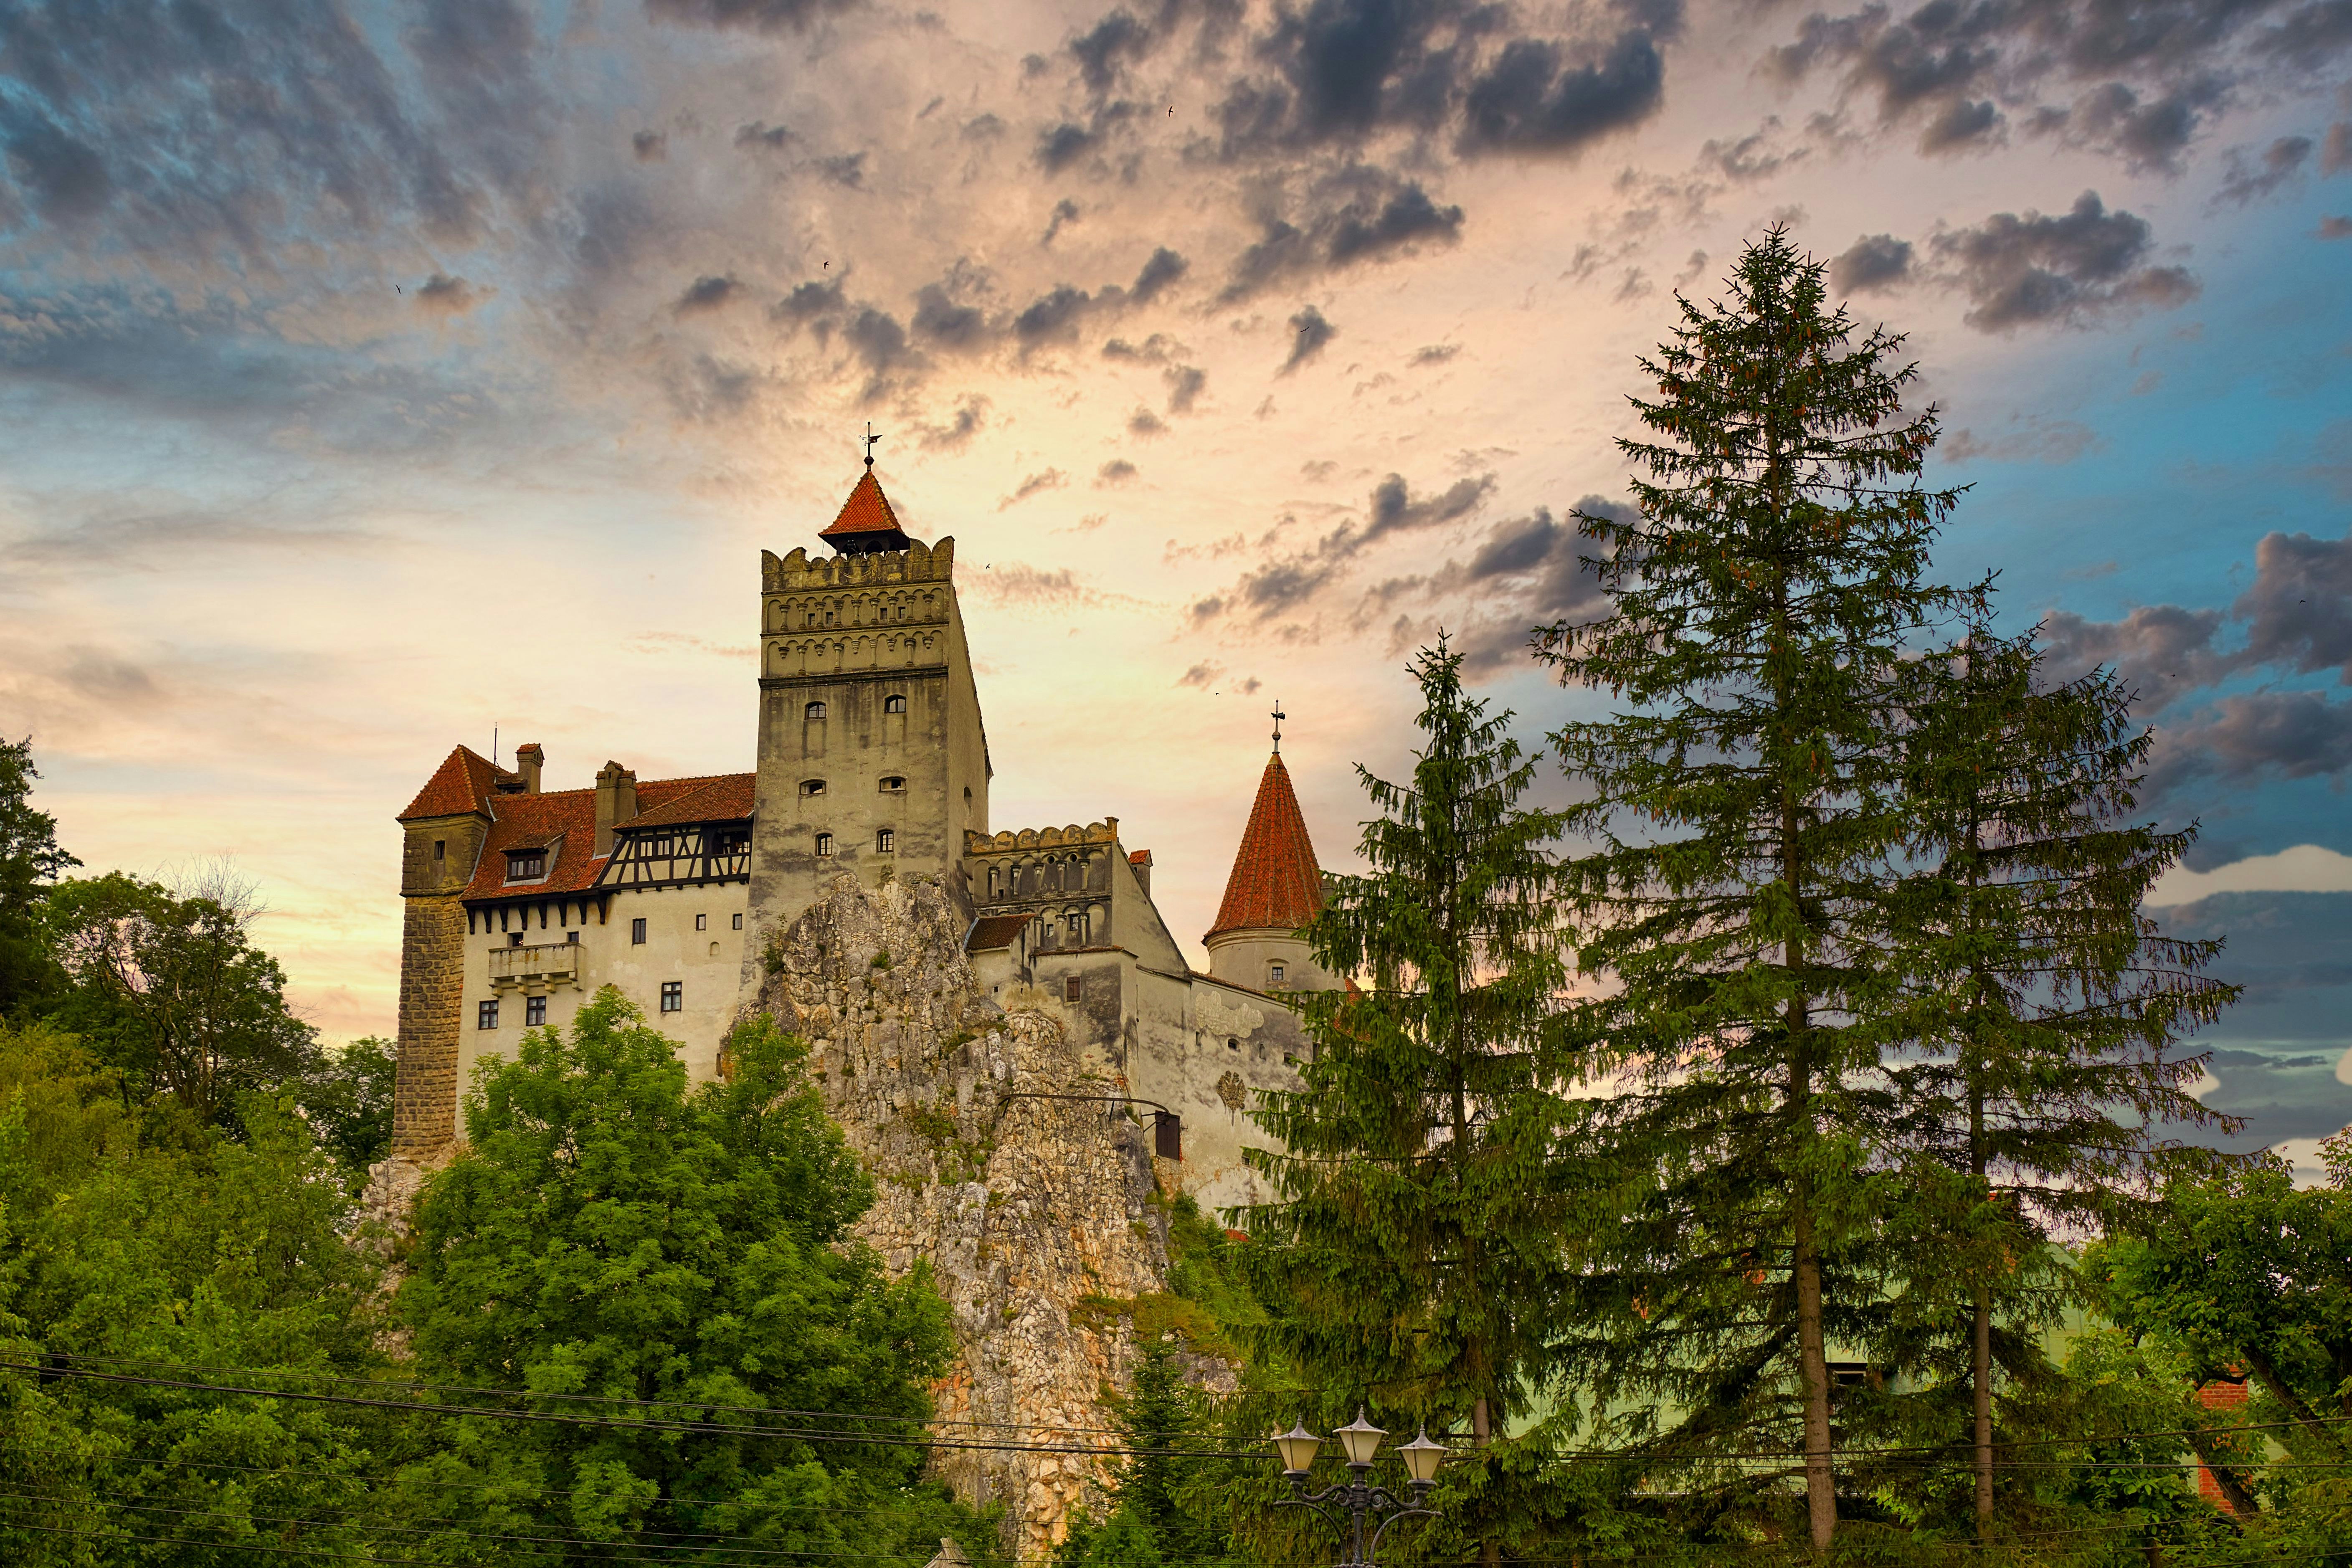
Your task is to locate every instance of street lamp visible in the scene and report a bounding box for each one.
[1272,1408,1444,1568]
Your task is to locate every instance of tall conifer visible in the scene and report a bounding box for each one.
[1240,641,1583,1568]
[1887,625,2240,1536]
[1536,230,1973,1550]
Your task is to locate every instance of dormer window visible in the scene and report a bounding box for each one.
[880,775,905,793]
[801,779,826,796]
[884,694,907,714]
[805,701,827,720]
[504,849,546,883]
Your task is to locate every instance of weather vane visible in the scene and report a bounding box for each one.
[863,422,880,470]
[1272,699,1286,754]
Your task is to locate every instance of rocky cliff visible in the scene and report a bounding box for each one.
[739,872,1186,1559]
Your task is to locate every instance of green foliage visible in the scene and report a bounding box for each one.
[1055,1336,1240,1568]
[0,1020,392,1565]
[1536,228,1979,1548]
[0,737,76,1020]
[294,1033,399,1179]
[43,868,321,1131]
[2093,1133,2352,1556]
[1241,639,1592,1563]
[395,990,990,1563]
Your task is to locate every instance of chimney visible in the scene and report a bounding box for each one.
[514,742,544,794]
[594,760,639,855]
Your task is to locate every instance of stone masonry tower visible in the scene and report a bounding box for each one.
[741,467,991,974]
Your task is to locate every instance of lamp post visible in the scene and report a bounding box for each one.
[1272,1408,1446,1568]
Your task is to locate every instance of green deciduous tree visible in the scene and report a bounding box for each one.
[1536,228,1974,1550]
[395,989,985,1565]
[0,737,77,1018]
[0,1021,392,1566]
[1888,626,2240,1535]
[295,1033,399,1180]
[45,868,320,1130]
[1241,640,1586,1568]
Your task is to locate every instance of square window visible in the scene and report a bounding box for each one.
[732,913,743,930]
[567,930,580,944]
[875,828,894,853]
[802,779,826,796]
[695,913,707,931]
[509,931,525,947]
[880,775,905,792]
[1064,976,1082,1003]
[477,1000,499,1030]
[1270,963,1285,984]
[631,917,647,945]
[525,995,547,1027]
[660,981,683,1013]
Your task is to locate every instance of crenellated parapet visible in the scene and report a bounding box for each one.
[963,820,1120,854]
[762,535,956,593]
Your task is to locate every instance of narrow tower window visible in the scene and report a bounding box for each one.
[815,832,834,857]
[631,917,647,945]
[875,828,895,853]
[805,701,827,720]
[884,694,907,713]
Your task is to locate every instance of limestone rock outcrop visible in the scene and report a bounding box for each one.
[740,873,1180,1558]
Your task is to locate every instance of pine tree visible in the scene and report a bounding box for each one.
[1535,228,1974,1550]
[1239,639,1584,1568]
[1887,623,2240,1537]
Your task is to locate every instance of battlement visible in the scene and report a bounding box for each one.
[965,820,1120,855]
[763,537,956,593]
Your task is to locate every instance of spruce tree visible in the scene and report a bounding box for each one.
[1535,229,1974,1550]
[1887,624,2240,1537]
[1239,639,1584,1568]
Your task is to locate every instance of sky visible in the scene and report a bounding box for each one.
[0,0,2347,1170]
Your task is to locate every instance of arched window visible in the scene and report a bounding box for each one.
[805,701,826,720]
[875,828,895,853]
[884,694,907,714]
[801,779,826,796]
[879,775,905,792]
[814,832,834,857]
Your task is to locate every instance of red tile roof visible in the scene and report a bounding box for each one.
[395,758,755,902]
[819,471,911,548]
[398,746,509,821]
[1204,753,1324,943]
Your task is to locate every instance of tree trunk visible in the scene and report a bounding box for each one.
[1971,1071,1994,1535]
[1794,1198,1837,1551]
[2238,1346,2350,1457]
[1473,1397,1498,1568]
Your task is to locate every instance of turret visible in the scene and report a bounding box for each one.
[1203,736,1334,994]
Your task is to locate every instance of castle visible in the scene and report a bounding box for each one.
[388,462,1337,1210]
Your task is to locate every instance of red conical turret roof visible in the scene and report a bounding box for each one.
[819,469,912,553]
[1205,753,1324,942]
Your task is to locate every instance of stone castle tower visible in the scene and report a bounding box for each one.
[385,463,1341,1215]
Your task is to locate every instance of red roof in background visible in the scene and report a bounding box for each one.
[395,745,756,900]
[966,914,1033,953]
[398,746,509,821]
[1204,753,1324,942]
[818,471,910,545]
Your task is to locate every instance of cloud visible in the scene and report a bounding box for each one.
[2216,135,2314,205]
[413,273,482,315]
[1931,191,2199,331]
[917,394,988,450]
[2152,691,2352,796]
[1043,198,1081,244]
[1219,167,1464,301]
[816,152,867,188]
[1194,469,1498,625]
[1163,363,1206,413]
[1037,122,1100,172]
[2040,605,2233,712]
[1097,458,1138,486]
[997,469,1067,509]
[1943,420,2101,464]
[2151,844,2352,904]
[735,121,792,150]
[644,0,860,32]
[1280,305,1335,373]
[1176,661,1224,688]
[1128,407,1169,437]
[1410,343,1460,365]
[1130,246,1189,304]
[2325,122,2352,175]
[2322,215,2352,238]
[1462,33,1668,152]
[1830,233,1914,294]
[633,130,668,161]
[674,274,740,314]
[2232,526,2352,679]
